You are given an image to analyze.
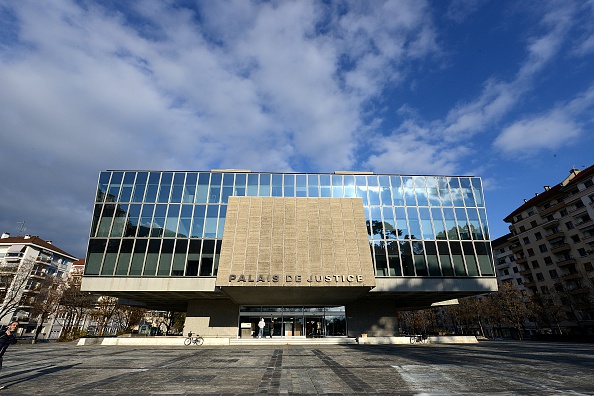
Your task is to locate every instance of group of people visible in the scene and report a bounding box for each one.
[0,321,19,370]
[257,318,274,338]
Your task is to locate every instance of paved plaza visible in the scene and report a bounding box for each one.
[0,340,593,395]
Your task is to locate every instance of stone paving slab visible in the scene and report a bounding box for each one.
[0,341,593,395]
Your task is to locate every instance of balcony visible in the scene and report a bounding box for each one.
[524,281,536,288]
[546,231,565,242]
[557,258,577,267]
[520,268,532,276]
[511,244,524,254]
[516,257,528,265]
[577,219,594,230]
[542,219,560,229]
[561,272,582,281]
[539,201,566,217]
[551,243,571,254]
[570,206,587,216]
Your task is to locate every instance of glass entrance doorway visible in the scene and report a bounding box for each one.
[238,306,346,338]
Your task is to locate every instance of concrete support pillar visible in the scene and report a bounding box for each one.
[185,299,239,337]
[346,299,398,337]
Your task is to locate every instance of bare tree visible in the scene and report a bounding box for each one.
[29,275,66,341]
[0,257,36,321]
[57,274,96,340]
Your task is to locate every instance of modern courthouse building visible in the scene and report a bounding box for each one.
[82,170,497,338]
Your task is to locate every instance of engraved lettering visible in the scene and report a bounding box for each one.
[334,275,340,281]
[229,274,236,282]
[324,275,331,282]
[357,275,363,282]
[295,275,301,282]
[248,274,255,282]
[315,275,322,282]
[257,274,265,282]
[238,274,246,282]
[286,275,293,282]
[307,275,313,282]
[347,275,355,282]
[272,275,279,282]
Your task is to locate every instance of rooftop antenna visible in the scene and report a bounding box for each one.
[17,221,26,236]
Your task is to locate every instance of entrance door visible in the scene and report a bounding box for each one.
[305,316,324,338]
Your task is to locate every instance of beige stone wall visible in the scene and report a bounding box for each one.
[216,197,375,288]
[185,299,239,337]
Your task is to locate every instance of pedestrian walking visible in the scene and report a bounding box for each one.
[0,321,19,370]
[257,318,265,338]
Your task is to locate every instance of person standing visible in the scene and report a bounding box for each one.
[257,318,265,338]
[0,321,19,370]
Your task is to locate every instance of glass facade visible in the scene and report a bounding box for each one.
[85,171,494,278]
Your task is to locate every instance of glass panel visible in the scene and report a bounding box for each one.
[296,175,307,197]
[204,205,219,238]
[463,242,479,276]
[132,172,148,202]
[437,241,454,276]
[96,172,111,202]
[395,207,408,239]
[426,177,440,206]
[437,178,452,206]
[170,173,185,203]
[143,239,161,276]
[414,176,428,206]
[382,207,398,239]
[450,178,464,206]
[247,174,259,196]
[456,208,471,240]
[432,208,447,240]
[129,239,147,276]
[157,172,172,203]
[332,175,343,197]
[272,174,283,197]
[172,239,188,276]
[475,242,494,276]
[407,207,421,240]
[379,176,392,206]
[151,204,167,237]
[107,171,123,202]
[387,241,401,276]
[235,173,247,196]
[115,239,133,275]
[479,208,490,240]
[259,173,271,197]
[467,208,482,240]
[186,240,202,276]
[391,176,404,205]
[373,240,388,276]
[97,204,115,237]
[183,173,197,203]
[368,176,380,205]
[200,240,215,276]
[164,204,180,237]
[85,239,106,275]
[308,174,319,197]
[217,205,227,238]
[419,207,434,239]
[401,176,415,206]
[398,241,413,276]
[460,178,475,206]
[101,239,120,275]
[450,242,466,276]
[157,239,174,276]
[125,204,141,237]
[425,241,441,276]
[355,176,368,205]
[178,205,193,238]
[370,207,382,239]
[208,173,222,203]
[119,172,136,202]
[90,204,102,237]
[110,204,128,237]
[284,174,295,197]
[412,241,427,276]
[443,208,458,240]
[196,173,210,203]
[472,178,485,207]
[320,174,331,197]
[145,172,160,203]
[191,205,206,238]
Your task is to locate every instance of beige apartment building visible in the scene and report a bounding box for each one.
[494,165,594,334]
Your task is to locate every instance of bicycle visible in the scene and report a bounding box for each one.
[409,334,429,344]
[184,332,204,346]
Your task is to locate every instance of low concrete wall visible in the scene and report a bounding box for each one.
[358,335,478,345]
[77,337,231,346]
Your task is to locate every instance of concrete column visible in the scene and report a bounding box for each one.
[185,299,239,337]
[346,299,398,337]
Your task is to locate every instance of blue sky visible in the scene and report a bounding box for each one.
[1,0,593,258]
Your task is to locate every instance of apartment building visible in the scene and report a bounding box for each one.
[500,165,594,334]
[0,233,77,336]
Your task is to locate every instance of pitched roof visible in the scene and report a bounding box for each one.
[504,164,594,222]
[0,236,77,260]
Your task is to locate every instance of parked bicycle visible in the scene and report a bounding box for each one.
[184,332,204,346]
[409,334,429,344]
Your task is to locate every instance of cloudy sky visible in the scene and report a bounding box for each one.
[1,0,593,258]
